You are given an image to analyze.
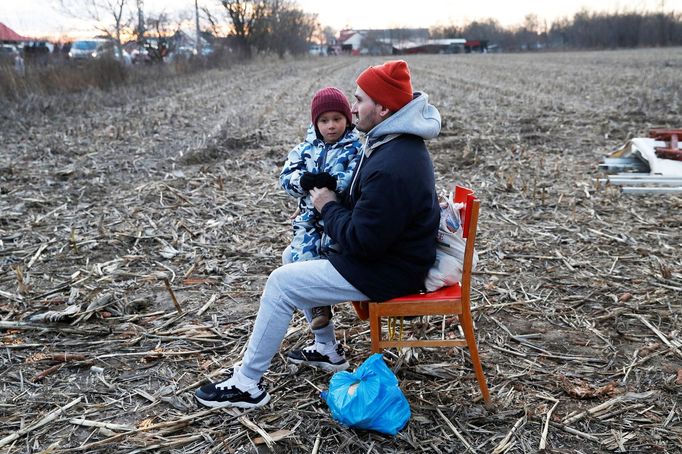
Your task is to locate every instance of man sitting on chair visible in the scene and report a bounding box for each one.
[195,60,442,409]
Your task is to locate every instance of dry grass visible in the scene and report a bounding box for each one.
[1,50,681,453]
[0,49,240,101]
[0,58,129,100]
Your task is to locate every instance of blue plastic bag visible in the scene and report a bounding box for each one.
[321,353,410,435]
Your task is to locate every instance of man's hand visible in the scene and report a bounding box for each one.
[310,187,338,212]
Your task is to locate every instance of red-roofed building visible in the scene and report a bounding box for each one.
[0,23,28,42]
[337,29,364,55]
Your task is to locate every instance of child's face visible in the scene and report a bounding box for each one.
[316,111,348,143]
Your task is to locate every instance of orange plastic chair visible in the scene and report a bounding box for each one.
[351,185,490,403]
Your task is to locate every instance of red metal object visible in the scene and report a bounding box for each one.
[649,128,682,161]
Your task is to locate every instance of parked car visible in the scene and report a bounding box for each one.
[129,46,151,64]
[200,46,214,57]
[119,48,132,65]
[0,44,23,72]
[0,43,19,55]
[68,39,117,61]
[22,41,51,65]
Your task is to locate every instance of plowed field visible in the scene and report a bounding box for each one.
[1,50,681,452]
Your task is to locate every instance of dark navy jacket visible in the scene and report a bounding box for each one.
[322,134,439,301]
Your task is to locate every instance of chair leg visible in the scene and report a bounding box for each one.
[458,312,491,403]
[352,301,369,320]
[369,303,381,353]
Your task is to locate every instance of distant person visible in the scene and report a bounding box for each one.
[37,42,49,66]
[194,60,441,409]
[279,87,362,329]
[14,51,25,76]
[52,42,62,63]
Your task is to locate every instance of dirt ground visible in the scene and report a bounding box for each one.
[1,50,681,453]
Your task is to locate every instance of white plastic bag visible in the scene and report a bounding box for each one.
[424,196,478,292]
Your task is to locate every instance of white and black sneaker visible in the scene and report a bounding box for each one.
[287,341,350,372]
[195,373,270,409]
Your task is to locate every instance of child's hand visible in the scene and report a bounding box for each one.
[300,172,336,191]
[310,187,338,212]
[300,172,316,191]
[315,172,337,191]
[290,207,300,220]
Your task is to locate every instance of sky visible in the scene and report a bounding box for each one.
[2,0,681,39]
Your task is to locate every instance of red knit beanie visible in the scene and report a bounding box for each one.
[356,60,413,112]
[310,87,353,125]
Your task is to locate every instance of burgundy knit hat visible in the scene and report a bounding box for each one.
[310,87,353,126]
[356,60,413,112]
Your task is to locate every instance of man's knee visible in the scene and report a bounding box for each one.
[264,263,319,307]
[264,265,294,296]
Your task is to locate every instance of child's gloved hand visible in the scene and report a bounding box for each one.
[315,172,337,191]
[300,172,316,191]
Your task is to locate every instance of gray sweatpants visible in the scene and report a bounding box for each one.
[239,258,368,381]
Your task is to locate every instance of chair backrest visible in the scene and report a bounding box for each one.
[453,185,475,238]
[453,185,479,302]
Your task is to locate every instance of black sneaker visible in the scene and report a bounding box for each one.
[287,342,349,372]
[195,375,270,409]
[310,305,332,329]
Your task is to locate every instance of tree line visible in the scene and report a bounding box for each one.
[430,10,682,50]
[57,0,318,59]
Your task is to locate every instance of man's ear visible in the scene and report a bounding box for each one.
[377,104,392,119]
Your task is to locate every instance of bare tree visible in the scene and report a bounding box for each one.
[430,24,463,39]
[266,0,317,57]
[134,0,145,43]
[145,12,166,36]
[217,0,316,58]
[59,0,133,55]
[321,26,336,46]
[219,0,268,58]
[202,6,222,36]
[519,13,541,49]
